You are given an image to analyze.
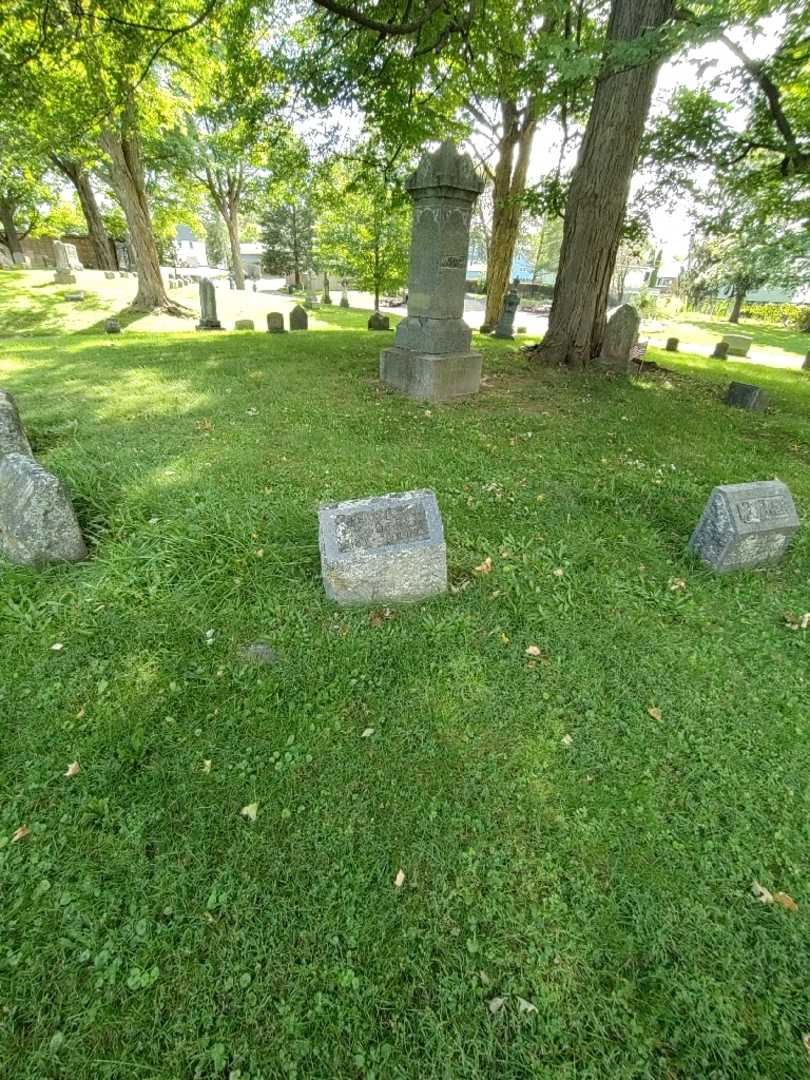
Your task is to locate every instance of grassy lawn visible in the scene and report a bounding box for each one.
[645,309,809,363]
[1,319,810,1078]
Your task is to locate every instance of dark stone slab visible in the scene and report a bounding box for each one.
[266,312,285,333]
[725,382,768,412]
[105,318,121,334]
[665,337,679,352]
[368,312,390,331]
[712,341,729,360]
[290,305,308,331]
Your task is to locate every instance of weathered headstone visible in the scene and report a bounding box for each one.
[54,269,76,285]
[303,292,319,310]
[234,319,255,331]
[380,141,484,401]
[196,278,222,330]
[319,489,446,605]
[289,305,308,331]
[722,333,753,357]
[103,270,116,280]
[266,312,285,333]
[0,453,87,565]
[0,245,13,269]
[725,381,768,412]
[12,252,29,267]
[104,318,121,334]
[0,389,33,457]
[665,337,679,352]
[368,312,390,331]
[340,282,350,308]
[598,304,639,371]
[322,273,331,304]
[803,351,810,370]
[689,480,799,572]
[64,291,84,302]
[712,341,730,360]
[493,288,520,339]
[119,270,129,278]
[65,243,83,270]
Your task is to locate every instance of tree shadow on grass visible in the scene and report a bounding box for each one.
[677,315,808,356]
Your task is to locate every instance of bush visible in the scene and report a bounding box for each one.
[739,302,810,330]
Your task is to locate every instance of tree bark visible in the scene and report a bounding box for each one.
[225,210,245,290]
[533,0,674,368]
[205,166,245,289]
[50,155,117,270]
[483,101,537,329]
[728,285,745,323]
[0,199,23,255]
[100,98,183,313]
[292,204,300,286]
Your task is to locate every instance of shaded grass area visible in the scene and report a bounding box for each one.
[1,327,809,1078]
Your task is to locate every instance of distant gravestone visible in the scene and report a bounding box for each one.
[368,312,390,331]
[319,489,446,606]
[13,252,29,267]
[234,319,255,331]
[53,241,71,270]
[322,273,331,304]
[0,389,33,457]
[0,245,12,269]
[119,270,129,278]
[493,288,520,339]
[63,243,83,270]
[665,337,679,352]
[722,333,753,357]
[802,351,810,370]
[725,382,768,412]
[103,270,116,280]
[712,341,729,360]
[54,269,76,285]
[290,305,308,331]
[266,312,285,333]
[0,453,87,566]
[689,480,799,572]
[104,318,121,334]
[599,304,639,370]
[340,282,350,308]
[303,292,319,310]
[64,291,84,302]
[196,278,222,330]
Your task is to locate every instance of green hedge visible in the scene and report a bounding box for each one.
[740,302,809,330]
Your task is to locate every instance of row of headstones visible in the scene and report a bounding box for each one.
[302,286,351,309]
[195,280,392,333]
[0,390,86,565]
[319,478,801,605]
[168,275,195,289]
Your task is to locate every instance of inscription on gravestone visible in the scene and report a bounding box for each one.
[335,502,430,553]
[688,480,799,572]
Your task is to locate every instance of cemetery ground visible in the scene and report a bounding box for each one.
[1,312,810,1079]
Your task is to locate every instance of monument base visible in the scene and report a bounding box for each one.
[380,347,481,402]
[54,270,76,285]
[196,321,223,331]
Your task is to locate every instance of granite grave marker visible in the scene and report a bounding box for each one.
[689,480,799,572]
[0,453,87,566]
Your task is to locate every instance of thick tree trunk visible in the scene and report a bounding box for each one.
[292,205,300,286]
[728,285,745,323]
[533,0,674,367]
[100,110,183,313]
[483,105,536,330]
[225,210,245,290]
[0,199,23,255]
[50,156,116,270]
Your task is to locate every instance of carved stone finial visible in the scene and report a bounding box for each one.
[406,140,484,196]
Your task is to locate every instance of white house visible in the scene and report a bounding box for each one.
[174,225,207,267]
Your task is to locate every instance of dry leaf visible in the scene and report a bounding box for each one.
[784,612,810,631]
[51,643,64,652]
[76,706,86,719]
[561,734,573,747]
[500,632,510,644]
[669,577,687,591]
[202,759,212,773]
[751,880,774,904]
[488,996,506,1014]
[773,891,798,912]
[255,549,264,557]
[479,970,491,986]
[474,557,492,574]
[516,997,537,1015]
[240,802,259,822]
[802,1033,810,1055]
[525,645,542,657]
[394,868,405,888]
[646,706,662,722]
[361,727,375,738]
[12,825,31,843]
[64,762,80,778]
[552,567,564,578]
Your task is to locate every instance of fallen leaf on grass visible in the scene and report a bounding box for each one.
[474,557,492,574]
[488,996,506,1014]
[12,826,31,843]
[240,803,259,822]
[802,1033,810,1055]
[369,608,395,627]
[202,759,212,773]
[669,578,687,591]
[51,643,64,652]
[751,880,773,903]
[64,762,80,778]
[516,997,537,1015]
[552,567,564,578]
[525,645,544,657]
[784,612,810,631]
[773,891,798,911]
[646,706,662,722]
[394,868,405,888]
[361,727,375,738]
[561,734,573,747]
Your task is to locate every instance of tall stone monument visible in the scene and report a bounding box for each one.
[196,278,222,331]
[380,141,484,401]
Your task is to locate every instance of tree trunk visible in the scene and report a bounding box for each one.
[483,103,536,329]
[50,155,116,270]
[225,209,245,290]
[292,204,300,286]
[0,199,23,255]
[728,285,745,323]
[533,0,674,367]
[100,102,184,314]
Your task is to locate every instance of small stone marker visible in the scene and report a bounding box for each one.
[689,480,799,572]
[0,453,87,565]
[0,389,33,457]
[196,278,222,330]
[103,270,116,279]
[493,288,520,339]
[119,270,129,278]
[234,319,255,331]
[712,341,729,360]
[322,273,331,304]
[340,284,350,308]
[725,381,768,412]
[319,489,446,606]
[104,318,121,334]
[290,305,308,331]
[722,333,753,357]
[599,304,640,371]
[665,337,679,352]
[266,312,285,333]
[238,642,276,666]
[303,292,319,310]
[368,312,390,331]
[802,351,810,370]
[54,269,76,285]
[64,291,84,302]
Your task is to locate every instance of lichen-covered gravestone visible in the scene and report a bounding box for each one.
[599,304,639,371]
[196,278,222,330]
[290,305,308,331]
[340,284,350,309]
[689,480,799,572]
[0,453,87,565]
[712,341,729,360]
[380,141,484,401]
[665,337,679,352]
[0,389,33,457]
[722,333,753,357]
[493,288,520,339]
[234,319,255,331]
[104,318,121,334]
[266,312,285,333]
[368,312,390,331]
[725,382,768,412]
[319,489,446,606]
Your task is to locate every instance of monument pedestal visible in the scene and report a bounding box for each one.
[380,347,482,401]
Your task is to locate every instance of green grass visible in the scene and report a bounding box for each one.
[650,310,809,361]
[1,321,810,1079]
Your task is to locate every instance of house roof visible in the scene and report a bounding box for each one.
[176,225,201,242]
